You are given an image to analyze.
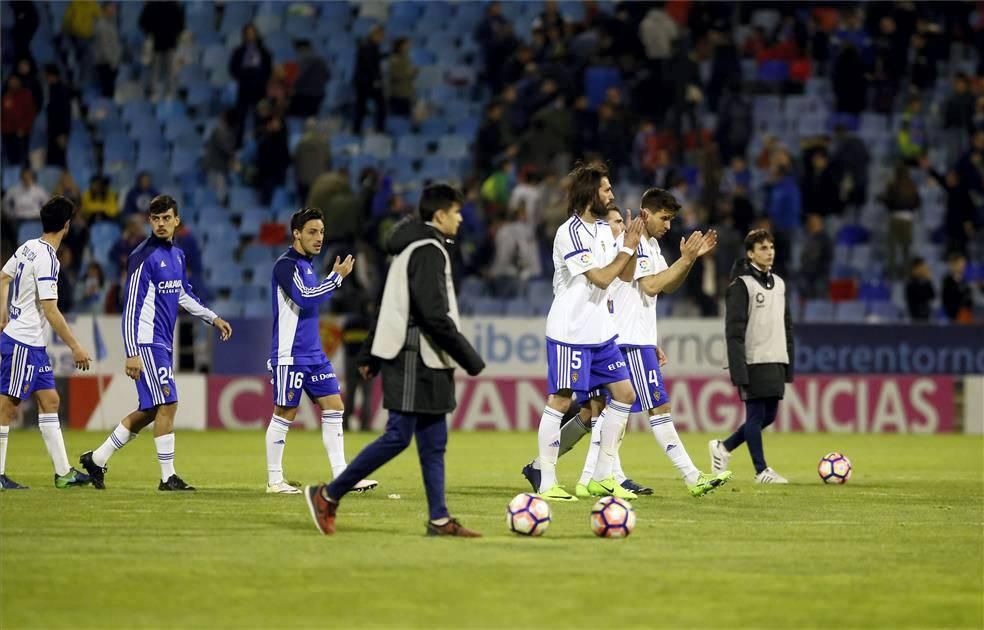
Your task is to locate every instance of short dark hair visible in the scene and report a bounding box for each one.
[290,207,324,233]
[744,229,774,252]
[946,251,966,264]
[148,194,178,216]
[40,196,76,233]
[567,162,609,216]
[640,187,681,215]
[418,184,464,222]
[911,257,927,270]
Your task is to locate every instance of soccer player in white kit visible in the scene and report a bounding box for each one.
[535,163,645,502]
[575,188,734,497]
[0,196,93,489]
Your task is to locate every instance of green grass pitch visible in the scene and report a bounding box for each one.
[1,430,981,629]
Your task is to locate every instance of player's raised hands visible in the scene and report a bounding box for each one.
[333,255,355,278]
[680,230,704,262]
[125,354,143,381]
[697,229,718,257]
[623,217,645,250]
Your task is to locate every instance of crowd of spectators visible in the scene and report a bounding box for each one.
[1,0,983,323]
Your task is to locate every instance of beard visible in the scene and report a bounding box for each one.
[587,195,609,219]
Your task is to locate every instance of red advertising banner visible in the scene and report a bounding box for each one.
[205,375,956,433]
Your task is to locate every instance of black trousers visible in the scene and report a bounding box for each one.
[96,64,118,99]
[723,397,780,474]
[353,86,385,133]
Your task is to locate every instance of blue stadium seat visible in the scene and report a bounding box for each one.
[757,61,789,82]
[834,301,867,323]
[803,300,834,322]
[237,208,272,237]
[867,301,901,322]
[505,299,535,317]
[584,66,623,110]
[242,300,270,318]
[228,186,259,208]
[17,221,43,245]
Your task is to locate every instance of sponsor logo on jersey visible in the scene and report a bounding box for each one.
[310,372,336,382]
[579,253,593,265]
[160,260,167,268]
[157,279,182,292]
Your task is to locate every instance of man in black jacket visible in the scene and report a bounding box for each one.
[305,184,486,537]
[353,26,386,133]
[709,230,794,483]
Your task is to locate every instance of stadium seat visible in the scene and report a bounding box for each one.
[834,301,867,323]
[867,301,901,322]
[803,300,835,322]
[584,66,623,110]
[16,221,43,245]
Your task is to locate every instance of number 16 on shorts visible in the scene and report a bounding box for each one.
[271,362,341,408]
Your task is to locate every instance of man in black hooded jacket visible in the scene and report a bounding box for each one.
[305,184,486,537]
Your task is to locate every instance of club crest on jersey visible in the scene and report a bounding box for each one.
[571,372,579,383]
[639,259,651,272]
[653,390,661,401]
[162,385,171,397]
[22,383,29,394]
[287,391,295,401]
[579,253,592,265]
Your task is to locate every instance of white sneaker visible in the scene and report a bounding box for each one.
[352,479,378,493]
[266,480,302,494]
[754,468,789,484]
[708,440,731,474]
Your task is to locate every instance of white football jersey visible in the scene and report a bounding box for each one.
[545,215,618,346]
[610,235,668,347]
[2,239,59,347]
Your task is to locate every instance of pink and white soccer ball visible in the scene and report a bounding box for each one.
[590,496,636,538]
[818,452,853,484]
[506,493,552,536]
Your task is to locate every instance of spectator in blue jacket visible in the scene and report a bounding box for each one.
[122,172,159,218]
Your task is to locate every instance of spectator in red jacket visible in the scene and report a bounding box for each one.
[1,75,36,166]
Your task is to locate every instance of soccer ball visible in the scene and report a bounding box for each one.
[590,496,636,538]
[506,493,551,536]
[818,452,853,484]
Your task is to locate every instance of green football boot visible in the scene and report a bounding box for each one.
[539,484,578,502]
[689,470,733,498]
[587,477,637,500]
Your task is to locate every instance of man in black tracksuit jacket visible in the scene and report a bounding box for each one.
[709,229,794,483]
[305,184,486,536]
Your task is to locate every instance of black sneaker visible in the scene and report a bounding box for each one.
[0,474,29,490]
[521,462,540,492]
[158,474,196,491]
[79,451,107,489]
[621,478,654,495]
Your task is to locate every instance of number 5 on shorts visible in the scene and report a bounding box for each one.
[571,351,582,370]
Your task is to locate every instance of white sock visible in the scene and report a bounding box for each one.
[155,433,175,482]
[38,413,71,476]
[93,422,137,467]
[265,415,291,485]
[593,400,632,482]
[613,453,627,484]
[578,414,603,486]
[650,413,700,485]
[536,406,564,492]
[0,425,8,474]
[321,410,346,478]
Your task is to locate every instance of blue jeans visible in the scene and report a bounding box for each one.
[327,410,449,521]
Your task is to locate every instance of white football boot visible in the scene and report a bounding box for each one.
[754,467,789,484]
[708,440,732,475]
[352,479,378,493]
[267,480,302,494]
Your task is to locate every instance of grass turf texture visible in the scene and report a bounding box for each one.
[1,431,981,629]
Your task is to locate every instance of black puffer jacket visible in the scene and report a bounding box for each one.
[359,219,485,414]
[725,260,794,401]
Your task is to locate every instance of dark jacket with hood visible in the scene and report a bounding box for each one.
[358,219,485,414]
[725,258,794,401]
